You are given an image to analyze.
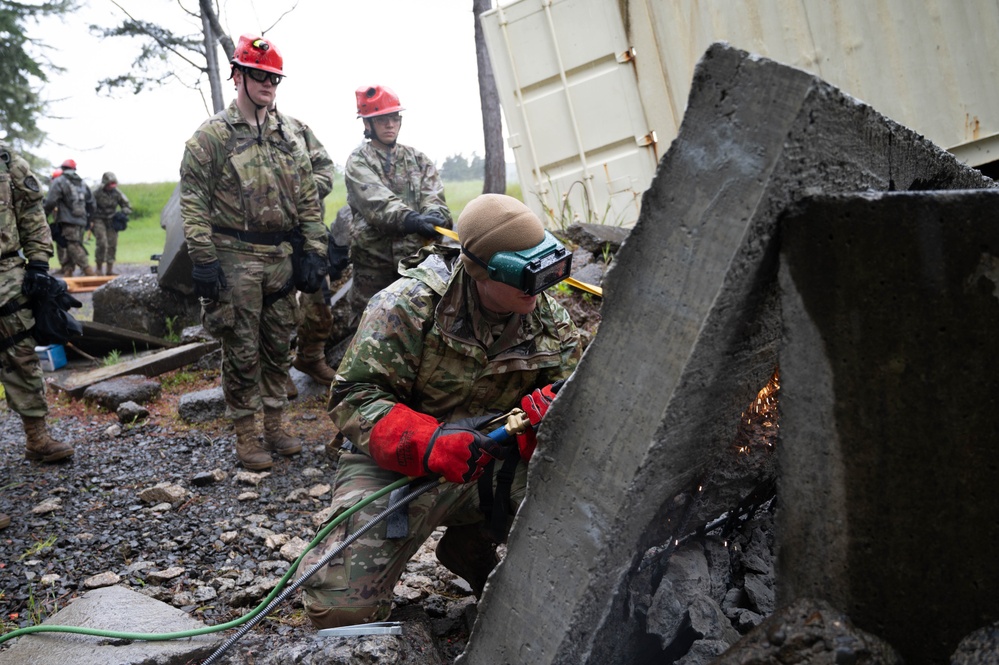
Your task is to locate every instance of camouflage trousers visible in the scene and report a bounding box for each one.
[91,217,119,264]
[297,450,527,628]
[61,224,90,273]
[345,262,400,330]
[201,249,297,420]
[297,287,332,346]
[0,269,47,417]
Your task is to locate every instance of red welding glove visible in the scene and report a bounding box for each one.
[369,404,509,483]
[516,384,558,461]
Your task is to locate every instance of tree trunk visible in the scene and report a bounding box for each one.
[199,2,224,113]
[473,0,506,195]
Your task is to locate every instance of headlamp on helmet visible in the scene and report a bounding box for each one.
[463,231,572,295]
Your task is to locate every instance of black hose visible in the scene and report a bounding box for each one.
[201,478,440,664]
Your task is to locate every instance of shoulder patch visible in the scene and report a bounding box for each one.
[23,175,40,192]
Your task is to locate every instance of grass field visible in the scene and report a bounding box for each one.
[67,177,522,268]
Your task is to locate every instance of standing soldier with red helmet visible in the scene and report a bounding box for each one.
[180,34,327,470]
[343,85,452,331]
[43,158,95,276]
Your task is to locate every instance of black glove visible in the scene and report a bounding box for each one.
[403,212,442,240]
[191,260,227,301]
[295,252,328,294]
[22,260,53,300]
[328,241,350,281]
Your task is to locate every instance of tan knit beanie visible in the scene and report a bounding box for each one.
[457,194,545,281]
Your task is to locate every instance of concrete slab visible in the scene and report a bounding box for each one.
[778,190,999,663]
[0,585,221,664]
[459,42,993,665]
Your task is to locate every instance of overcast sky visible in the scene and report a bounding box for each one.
[31,0,493,184]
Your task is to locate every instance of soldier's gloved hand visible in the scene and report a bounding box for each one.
[296,252,328,294]
[22,261,53,300]
[369,405,508,483]
[403,212,442,240]
[191,260,227,302]
[327,241,350,281]
[516,383,559,461]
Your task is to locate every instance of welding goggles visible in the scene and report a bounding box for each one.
[463,230,573,295]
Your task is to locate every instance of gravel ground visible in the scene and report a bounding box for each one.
[0,363,478,662]
[0,262,605,662]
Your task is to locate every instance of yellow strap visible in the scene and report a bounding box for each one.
[434,226,603,298]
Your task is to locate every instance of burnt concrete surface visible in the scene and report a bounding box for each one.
[459,43,992,665]
[778,191,999,663]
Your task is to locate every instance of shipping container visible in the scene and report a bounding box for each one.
[481,0,999,228]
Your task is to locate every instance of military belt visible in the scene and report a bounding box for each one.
[211,226,288,246]
[0,251,21,261]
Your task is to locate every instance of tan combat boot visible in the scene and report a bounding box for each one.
[106,262,117,276]
[0,513,10,530]
[22,416,75,462]
[292,341,336,385]
[285,374,298,400]
[263,407,302,456]
[83,265,96,277]
[60,266,74,277]
[234,415,272,470]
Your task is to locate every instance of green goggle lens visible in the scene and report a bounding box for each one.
[486,231,573,295]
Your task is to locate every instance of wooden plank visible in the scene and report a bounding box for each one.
[51,341,219,397]
[61,275,117,293]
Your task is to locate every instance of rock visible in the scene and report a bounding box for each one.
[92,273,200,337]
[83,375,162,411]
[147,567,185,585]
[951,620,999,664]
[236,471,270,486]
[563,221,631,255]
[177,386,225,423]
[308,483,331,498]
[31,497,61,514]
[117,400,149,423]
[83,571,121,589]
[0,586,220,664]
[238,491,260,501]
[105,423,122,437]
[192,468,226,486]
[137,482,187,505]
[280,537,308,562]
[713,597,904,664]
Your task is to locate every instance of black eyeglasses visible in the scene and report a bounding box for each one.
[244,68,283,86]
[371,113,402,125]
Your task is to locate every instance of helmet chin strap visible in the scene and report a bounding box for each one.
[239,68,268,145]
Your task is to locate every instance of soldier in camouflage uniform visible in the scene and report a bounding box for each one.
[90,171,132,276]
[43,158,95,277]
[298,194,580,628]
[343,85,452,332]
[278,109,337,390]
[180,35,327,471]
[0,142,78,530]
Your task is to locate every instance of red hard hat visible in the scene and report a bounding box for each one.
[356,85,404,118]
[231,35,284,76]
[51,169,63,179]
[61,159,77,170]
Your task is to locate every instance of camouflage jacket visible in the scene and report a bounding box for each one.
[329,245,581,457]
[179,100,326,265]
[91,176,132,221]
[344,141,451,271]
[0,141,52,300]
[43,170,94,227]
[278,111,334,203]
